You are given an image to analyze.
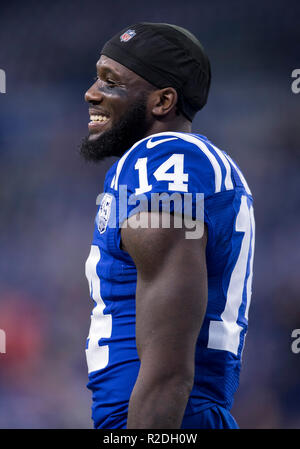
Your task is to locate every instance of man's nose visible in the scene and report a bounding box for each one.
[85,82,103,104]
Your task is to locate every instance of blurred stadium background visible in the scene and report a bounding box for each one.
[0,0,299,428]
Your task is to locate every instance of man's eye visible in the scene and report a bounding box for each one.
[106,78,117,87]
[93,76,117,88]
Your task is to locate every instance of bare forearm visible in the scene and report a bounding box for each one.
[127,375,192,429]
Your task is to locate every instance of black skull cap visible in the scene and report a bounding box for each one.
[101,22,211,121]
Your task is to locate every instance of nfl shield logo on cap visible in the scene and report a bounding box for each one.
[120,29,136,42]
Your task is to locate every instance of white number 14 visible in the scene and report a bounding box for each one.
[134,154,189,195]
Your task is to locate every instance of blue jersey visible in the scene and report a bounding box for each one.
[85,131,255,429]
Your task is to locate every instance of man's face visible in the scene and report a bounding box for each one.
[80,55,154,162]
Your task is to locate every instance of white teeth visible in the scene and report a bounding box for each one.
[90,114,109,122]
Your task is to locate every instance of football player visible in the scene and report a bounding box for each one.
[80,23,255,429]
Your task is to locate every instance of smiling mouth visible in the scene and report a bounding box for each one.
[88,113,110,133]
[89,114,109,124]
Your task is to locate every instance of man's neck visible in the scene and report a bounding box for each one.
[144,118,192,138]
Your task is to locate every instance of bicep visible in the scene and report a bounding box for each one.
[121,212,208,379]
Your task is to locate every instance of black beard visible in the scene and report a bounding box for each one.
[80,97,150,162]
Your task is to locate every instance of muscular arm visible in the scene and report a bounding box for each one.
[121,212,208,429]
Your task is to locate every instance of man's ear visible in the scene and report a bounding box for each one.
[150,87,178,117]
